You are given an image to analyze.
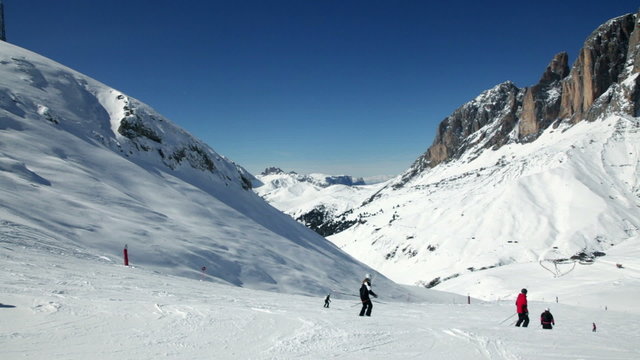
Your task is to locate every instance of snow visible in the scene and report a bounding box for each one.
[327,112,640,293]
[0,39,411,298]
[254,172,384,220]
[2,245,639,359]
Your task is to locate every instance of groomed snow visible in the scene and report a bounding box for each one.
[1,245,639,359]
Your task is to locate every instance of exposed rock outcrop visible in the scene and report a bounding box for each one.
[407,82,521,177]
[559,14,637,122]
[401,11,640,186]
[519,52,569,141]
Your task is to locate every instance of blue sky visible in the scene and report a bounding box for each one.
[5,1,640,178]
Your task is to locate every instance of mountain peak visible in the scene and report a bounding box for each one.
[402,11,639,183]
[261,167,284,175]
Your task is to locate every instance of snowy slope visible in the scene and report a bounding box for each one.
[0,40,410,297]
[1,240,639,359]
[323,12,640,297]
[329,112,640,288]
[436,234,640,313]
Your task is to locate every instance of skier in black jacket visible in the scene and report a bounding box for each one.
[324,294,331,308]
[540,308,555,329]
[359,274,378,316]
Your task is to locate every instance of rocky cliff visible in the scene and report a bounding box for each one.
[401,11,640,186]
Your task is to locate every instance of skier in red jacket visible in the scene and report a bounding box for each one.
[515,288,529,327]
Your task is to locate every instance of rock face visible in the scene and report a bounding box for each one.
[261,167,289,176]
[398,82,522,187]
[519,52,569,141]
[403,11,640,184]
[560,14,637,122]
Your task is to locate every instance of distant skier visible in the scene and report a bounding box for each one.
[515,288,529,327]
[592,322,597,332]
[540,308,555,329]
[324,294,331,308]
[359,274,378,317]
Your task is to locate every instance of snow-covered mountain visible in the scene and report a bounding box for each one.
[320,12,640,294]
[258,167,367,187]
[253,167,382,236]
[0,39,419,298]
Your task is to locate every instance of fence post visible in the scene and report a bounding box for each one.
[123,244,129,266]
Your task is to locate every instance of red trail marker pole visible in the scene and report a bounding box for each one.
[123,245,129,266]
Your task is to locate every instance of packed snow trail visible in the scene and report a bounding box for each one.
[2,247,640,359]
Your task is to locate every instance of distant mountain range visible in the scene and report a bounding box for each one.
[253,167,381,236]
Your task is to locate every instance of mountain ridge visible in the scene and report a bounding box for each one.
[404,12,639,182]
[0,39,415,298]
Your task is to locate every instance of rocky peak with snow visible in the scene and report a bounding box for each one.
[560,12,638,122]
[401,11,640,187]
[261,167,290,176]
[397,81,522,187]
[518,52,570,142]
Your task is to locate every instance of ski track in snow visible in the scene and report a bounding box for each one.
[443,328,519,360]
[2,246,640,359]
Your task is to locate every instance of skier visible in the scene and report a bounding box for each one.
[324,294,331,308]
[592,322,597,332]
[540,308,555,329]
[359,274,377,316]
[515,288,529,327]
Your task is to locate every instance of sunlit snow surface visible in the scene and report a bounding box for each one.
[1,246,639,359]
[0,40,408,297]
[329,114,640,288]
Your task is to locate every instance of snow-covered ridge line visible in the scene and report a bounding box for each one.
[1,41,253,191]
[0,39,417,297]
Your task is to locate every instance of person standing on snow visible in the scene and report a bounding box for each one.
[540,308,555,329]
[515,288,530,327]
[359,274,377,316]
[324,294,331,308]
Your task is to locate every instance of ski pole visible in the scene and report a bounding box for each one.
[332,290,360,298]
[499,313,517,325]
